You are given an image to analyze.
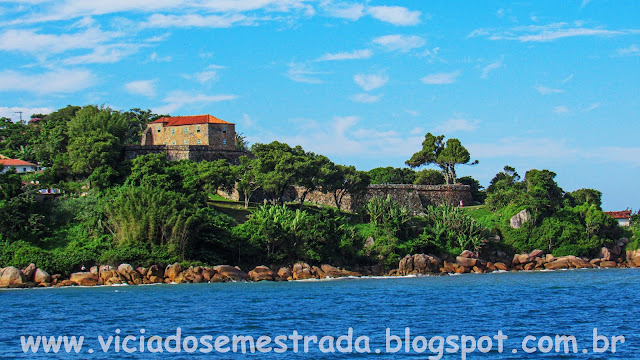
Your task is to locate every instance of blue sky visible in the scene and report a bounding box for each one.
[0,0,638,210]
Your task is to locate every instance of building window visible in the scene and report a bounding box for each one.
[157,126,161,133]
[222,126,227,133]
[223,138,227,145]
[23,168,27,172]
[171,128,175,135]
[196,139,201,145]
[184,140,189,145]
[184,127,189,134]
[171,141,176,145]
[196,126,201,133]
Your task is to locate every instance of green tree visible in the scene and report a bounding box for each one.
[458,176,486,203]
[103,186,199,259]
[368,167,416,184]
[235,155,260,209]
[486,165,520,194]
[323,164,370,211]
[569,188,603,209]
[0,117,39,162]
[34,105,80,170]
[295,152,330,206]
[235,133,249,151]
[406,133,477,184]
[251,141,307,203]
[123,108,164,145]
[0,170,42,241]
[177,159,236,196]
[67,106,128,181]
[125,153,178,191]
[413,169,445,185]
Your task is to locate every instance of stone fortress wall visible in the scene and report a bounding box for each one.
[220,184,473,212]
[124,145,247,165]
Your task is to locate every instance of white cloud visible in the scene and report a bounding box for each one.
[145,33,171,42]
[315,49,372,61]
[63,44,142,65]
[322,1,364,21]
[13,0,312,24]
[469,137,640,167]
[535,85,564,95]
[433,118,479,133]
[142,13,252,28]
[618,44,640,56]
[286,62,324,84]
[185,65,225,84]
[421,70,461,85]
[241,113,254,127]
[150,52,172,62]
[155,91,237,114]
[562,74,574,83]
[350,93,382,103]
[367,6,421,26]
[553,105,570,114]
[273,115,423,158]
[410,126,424,134]
[481,56,504,79]
[417,47,441,60]
[468,137,579,160]
[124,79,156,97]
[496,8,505,18]
[0,106,53,122]
[0,27,122,55]
[584,102,600,112]
[469,23,639,42]
[372,34,425,52]
[353,128,397,138]
[353,73,388,91]
[406,110,420,117]
[593,147,640,167]
[0,69,95,94]
[581,0,591,8]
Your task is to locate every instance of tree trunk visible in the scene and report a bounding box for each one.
[333,191,342,210]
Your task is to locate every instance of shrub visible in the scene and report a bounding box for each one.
[416,205,491,256]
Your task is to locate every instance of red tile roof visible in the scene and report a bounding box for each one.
[605,211,632,219]
[0,159,37,167]
[152,114,232,126]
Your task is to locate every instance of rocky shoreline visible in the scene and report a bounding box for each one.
[1,239,639,289]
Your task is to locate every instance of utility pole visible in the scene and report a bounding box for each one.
[14,111,23,122]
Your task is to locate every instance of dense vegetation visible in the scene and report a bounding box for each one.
[0,106,633,276]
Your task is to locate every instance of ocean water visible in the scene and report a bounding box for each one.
[1,268,639,359]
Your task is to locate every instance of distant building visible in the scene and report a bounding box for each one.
[28,117,42,126]
[605,211,632,227]
[141,114,236,151]
[0,159,39,173]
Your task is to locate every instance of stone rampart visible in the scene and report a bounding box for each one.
[219,184,472,212]
[124,145,247,164]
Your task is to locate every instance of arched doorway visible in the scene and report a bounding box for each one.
[142,128,154,145]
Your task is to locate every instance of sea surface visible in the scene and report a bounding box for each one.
[1,268,639,359]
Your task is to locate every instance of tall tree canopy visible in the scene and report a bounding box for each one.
[66,106,128,180]
[406,133,477,184]
[367,167,415,185]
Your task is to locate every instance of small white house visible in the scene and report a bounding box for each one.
[0,159,39,173]
[605,211,633,227]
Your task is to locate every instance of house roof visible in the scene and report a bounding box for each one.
[605,211,632,219]
[0,159,37,167]
[152,114,233,126]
